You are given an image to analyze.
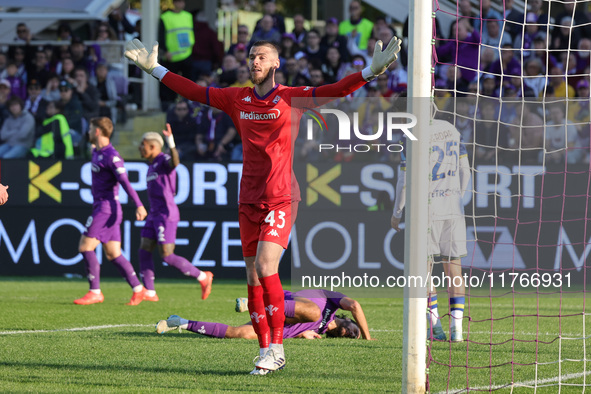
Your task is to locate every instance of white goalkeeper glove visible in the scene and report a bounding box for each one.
[124,39,168,80]
[362,36,402,81]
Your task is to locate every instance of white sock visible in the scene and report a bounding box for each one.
[146,290,156,297]
[269,343,284,354]
[90,289,101,294]
[132,285,144,293]
[429,308,440,328]
[260,347,269,358]
[197,271,207,282]
[450,310,464,330]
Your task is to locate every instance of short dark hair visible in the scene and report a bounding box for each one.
[7,96,24,109]
[251,40,280,55]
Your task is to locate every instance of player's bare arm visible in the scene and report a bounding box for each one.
[339,297,373,340]
[295,330,322,339]
[162,123,180,168]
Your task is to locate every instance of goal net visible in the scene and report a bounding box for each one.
[426,0,591,391]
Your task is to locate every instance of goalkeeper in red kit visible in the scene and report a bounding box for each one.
[125,35,401,375]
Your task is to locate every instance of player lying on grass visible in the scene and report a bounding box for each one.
[156,289,373,341]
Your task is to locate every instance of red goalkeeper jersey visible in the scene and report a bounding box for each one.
[161,72,367,204]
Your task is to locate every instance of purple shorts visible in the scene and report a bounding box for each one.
[141,214,178,244]
[83,205,122,243]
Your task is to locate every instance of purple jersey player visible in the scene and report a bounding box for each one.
[155,289,373,340]
[74,117,148,306]
[138,124,213,302]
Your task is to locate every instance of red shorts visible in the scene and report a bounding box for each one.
[239,201,298,257]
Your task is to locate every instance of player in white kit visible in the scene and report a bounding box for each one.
[391,119,471,342]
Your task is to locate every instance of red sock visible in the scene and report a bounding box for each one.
[259,273,285,345]
[247,284,270,349]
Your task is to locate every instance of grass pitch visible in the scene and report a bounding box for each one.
[0,277,588,392]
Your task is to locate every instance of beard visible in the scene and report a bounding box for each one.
[250,66,274,85]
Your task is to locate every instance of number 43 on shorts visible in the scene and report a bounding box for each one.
[264,210,286,228]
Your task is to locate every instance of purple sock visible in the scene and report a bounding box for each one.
[163,254,202,278]
[111,255,141,288]
[284,300,296,318]
[138,249,155,290]
[82,251,101,289]
[187,321,228,338]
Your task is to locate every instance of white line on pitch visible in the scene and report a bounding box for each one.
[370,328,586,337]
[0,324,153,335]
[436,370,591,394]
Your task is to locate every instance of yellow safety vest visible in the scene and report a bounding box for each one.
[30,114,74,159]
[161,10,195,62]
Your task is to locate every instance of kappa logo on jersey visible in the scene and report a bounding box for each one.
[240,109,281,120]
[242,96,252,102]
[147,172,158,182]
[273,95,281,104]
[267,229,279,237]
[197,325,206,334]
[113,156,121,163]
[265,304,279,316]
[98,155,103,161]
[303,86,312,91]
[250,312,265,323]
[29,161,62,203]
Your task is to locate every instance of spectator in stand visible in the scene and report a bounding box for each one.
[233,43,248,66]
[503,0,525,42]
[284,57,299,86]
[231,65,254,88]
[280,33,298,59]
[218,54,239,87]
[91,62,118,124]
[303,29,325,68]
[321,46,349,84]
[228,25,250,55]
[56,22,73,42]
[480,73,499,97]
[94,22,118,41]
[24,79,48,125]
[108,7,136,41]
[308,68,325,87]
[41,73,61,102]
[195,106,237,162]
[255,0,286,35]
[14,22,33,44]
[459,0,476,27]
[487,43,521,83]
[482,18,511,61]
[59,58,76,85]
[167,99,199,160]
[292,14,307,50]
[4,62,26,100]
[376,73,394,98]
[545,101,581,165]
[73,66,100,123]
[568,79,590,133]
[339,0,374,51]
[474,0,503,38]
[0,53,7,79]
[320,18,350,63]
[70,37,97,75]
[250,15,281,46]
[191,11,224,81]
[9,47,28,82]
[27,50,51,88]
[548,66,575,98]
[0,79,11,102]
[550,17,574,59]
[523,57,547,97]
[575,38,591,75]
[295,52,311,83]
[274,69,286,86]
[30,100,74,159]
[0,96,35,158]
[58,79,83,133]
[158,0,194,78]
[386,57,407,94]
[555,0,591,44]
[437,18,480,87]
[474,99,510,162]
[513,13,545,59]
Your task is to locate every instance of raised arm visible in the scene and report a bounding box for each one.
[162,123,180,168]
[339,297,372,340]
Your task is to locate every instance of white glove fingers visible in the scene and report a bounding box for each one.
[374,40,384,54]
[132,38,146,51]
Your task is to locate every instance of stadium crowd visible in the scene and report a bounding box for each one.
[0,0,589,164]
